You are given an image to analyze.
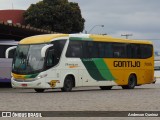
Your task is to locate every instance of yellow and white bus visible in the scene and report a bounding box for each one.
[6,34,154,92]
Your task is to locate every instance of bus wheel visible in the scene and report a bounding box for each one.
[34,89,45,93]
[99,86,112,90]
[122,74,137,89]
[61,76,74,92]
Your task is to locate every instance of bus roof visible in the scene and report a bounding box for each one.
[19,34,69,44]
[89,34,152,44]
[19,34,152,45]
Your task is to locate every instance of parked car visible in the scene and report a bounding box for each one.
[154,60,160,83]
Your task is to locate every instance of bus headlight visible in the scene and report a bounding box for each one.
[36,74,48,80]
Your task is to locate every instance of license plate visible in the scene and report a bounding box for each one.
[21,84,27,87]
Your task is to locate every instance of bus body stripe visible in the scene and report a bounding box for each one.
[81,59,104,80]
[93,59,115,80]
[12,73,38,79]
[81,58,115,81]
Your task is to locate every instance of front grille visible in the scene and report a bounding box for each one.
[14,79,35,82]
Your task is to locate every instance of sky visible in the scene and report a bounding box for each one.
[0,0,160,51]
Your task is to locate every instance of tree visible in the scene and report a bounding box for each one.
[24,0,85,33]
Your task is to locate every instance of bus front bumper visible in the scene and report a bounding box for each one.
[11,78,61,89]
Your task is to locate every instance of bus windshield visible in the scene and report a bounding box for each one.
[12,44,46,74]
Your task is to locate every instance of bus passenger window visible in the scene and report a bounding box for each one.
[112,44,126,58]
[66,41,83,58]
[104,43,112,58]
[83,41,98,58]
[70,46,82,57]
[98,43,105,58]
[141,45,153,58]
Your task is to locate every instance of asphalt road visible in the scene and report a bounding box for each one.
[0,82,160,119]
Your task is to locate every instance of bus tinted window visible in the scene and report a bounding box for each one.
[112,43,126,58]
[98,43,104,58]
[84,42,98,58]
[127,44,153,59]
[98,42,113,58]
[84,41,114,58]
[127,44,141,58]
[141,45,153,58]
[66,41,83,58]
[66,40,153,59]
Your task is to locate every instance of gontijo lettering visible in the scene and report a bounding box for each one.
[114,61,140,67]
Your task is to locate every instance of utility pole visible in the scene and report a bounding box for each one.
[12,0,14,9]
[121,34,133,39]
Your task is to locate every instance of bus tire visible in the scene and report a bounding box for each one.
[61,76,74,92]
[99,86,112,90]
[34,89,45,93]
[122,74,137,89]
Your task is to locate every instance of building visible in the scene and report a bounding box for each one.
[0,9,25,25]
[0,9,54,41]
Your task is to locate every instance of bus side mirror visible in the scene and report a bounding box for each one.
[5,46,17,58]
[41,44,53,58]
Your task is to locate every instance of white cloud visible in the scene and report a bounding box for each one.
[69,0,160,39]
